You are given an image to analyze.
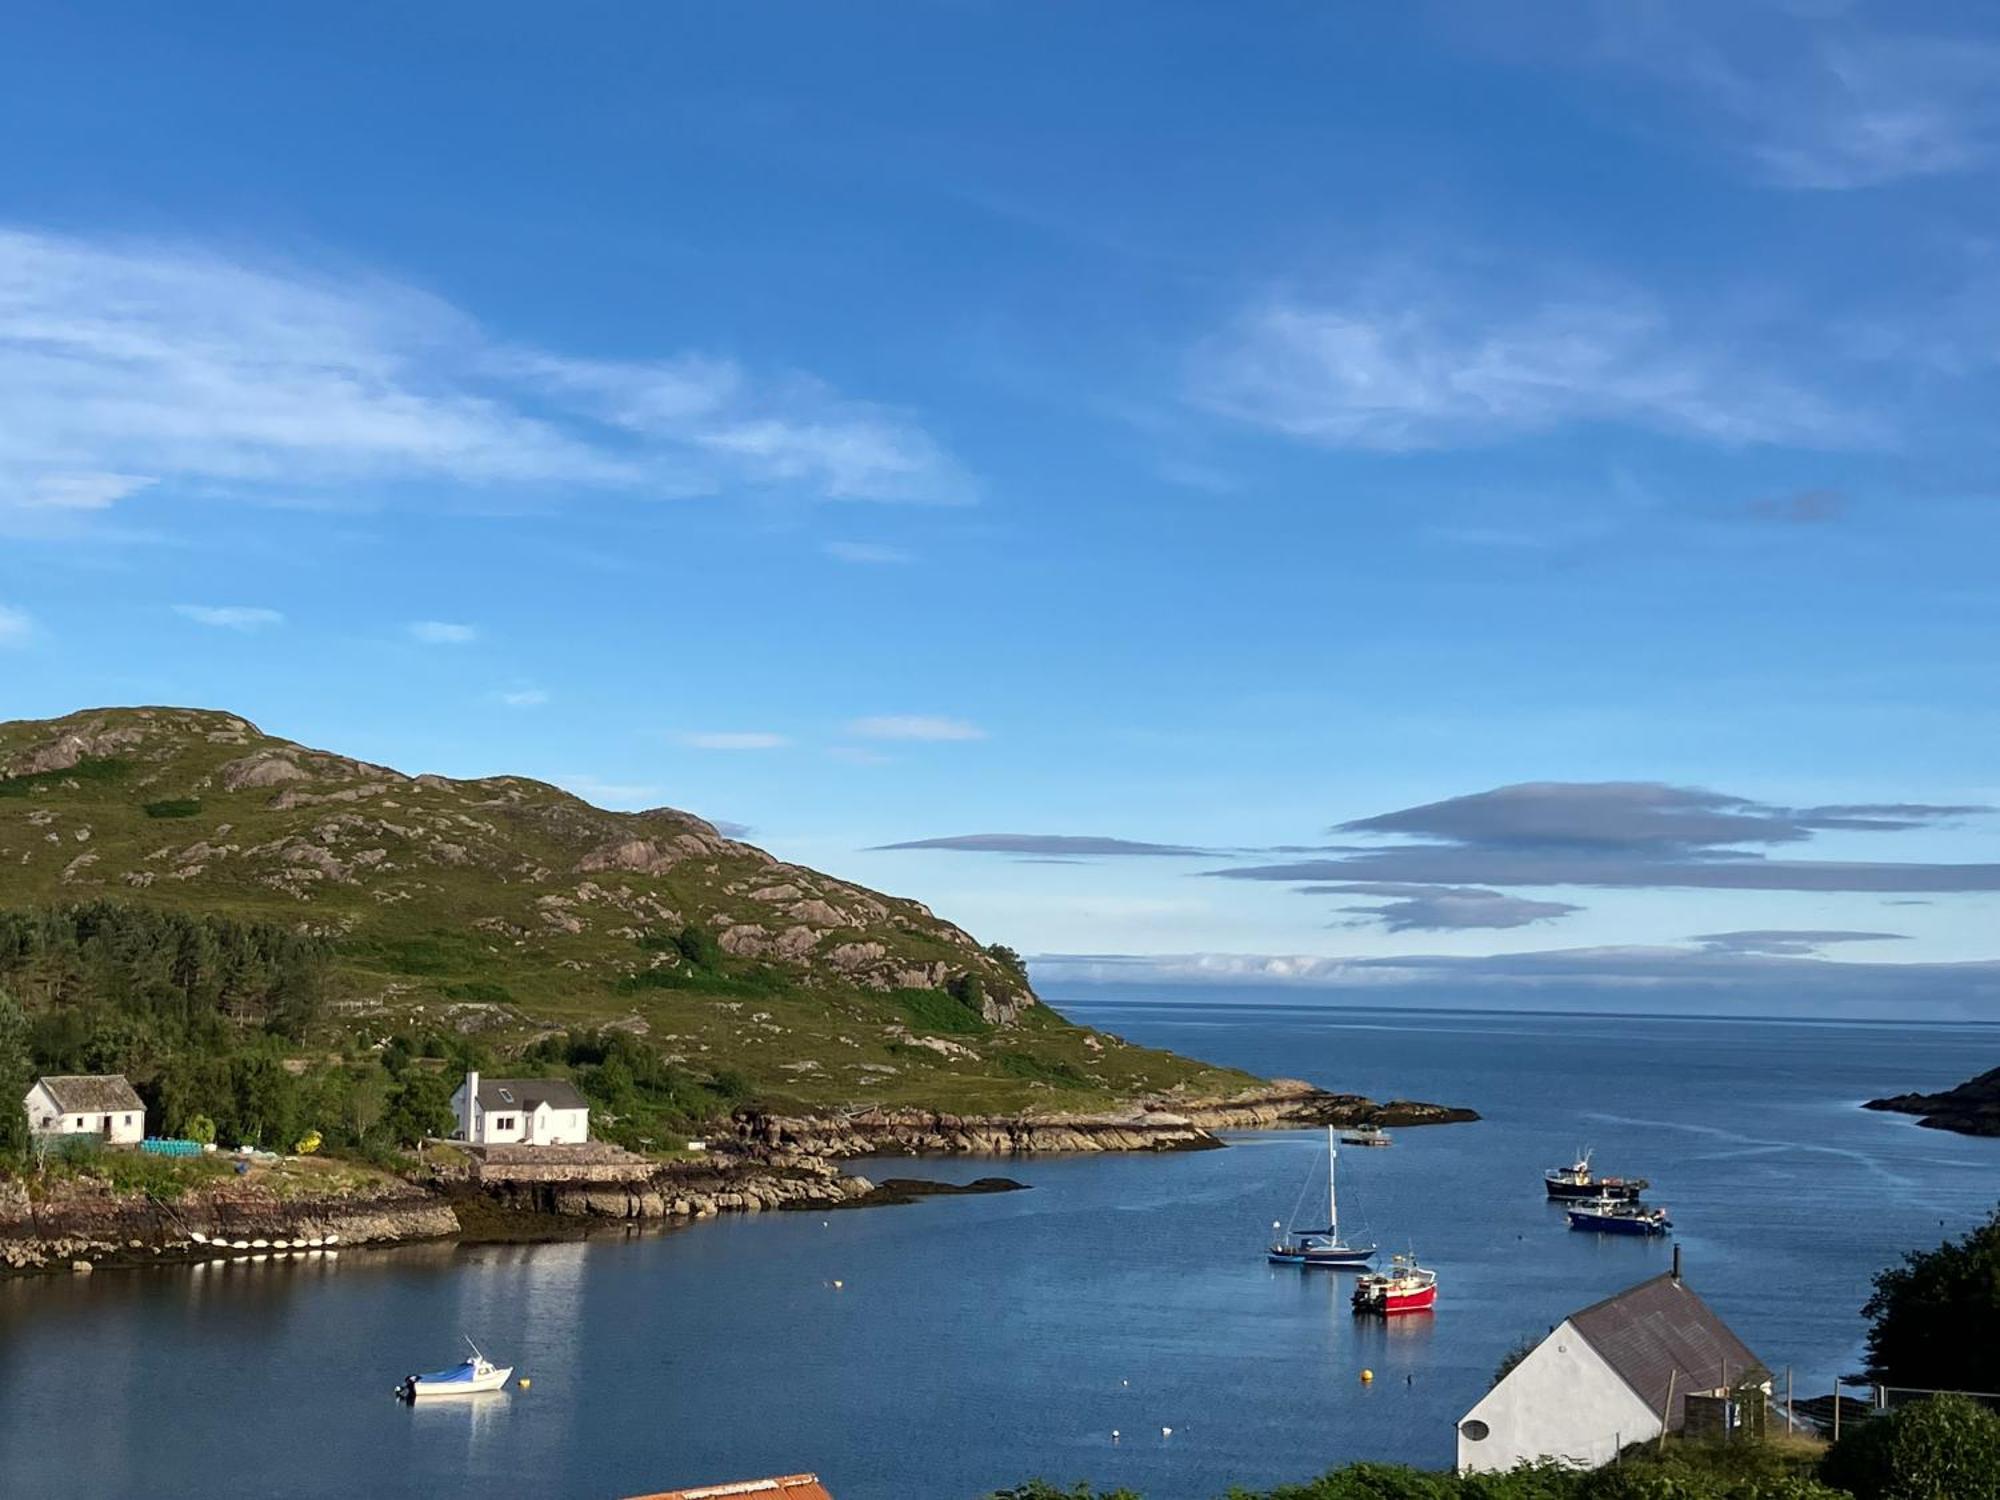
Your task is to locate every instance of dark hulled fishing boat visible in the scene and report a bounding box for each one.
[1565,1197,1672,1236]
[1544,1148,1648,1202]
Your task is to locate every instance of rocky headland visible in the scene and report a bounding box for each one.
[1864,1065,2000,1136]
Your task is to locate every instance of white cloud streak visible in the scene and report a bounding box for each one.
[496,688,549,708]
[408,620,478,645]
[672,731,790,751]
[173,604,285,631]
[846,715,988,742]
[1191,280,1865,452]
[0,226,967,521]
[0,604,30,646]
[823,540,914,565]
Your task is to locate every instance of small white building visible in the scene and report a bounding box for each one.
[24,1075,146,1145]
[449,1070,590,1146]
[1457,1261,1767,1474]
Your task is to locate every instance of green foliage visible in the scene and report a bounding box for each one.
[0,757,133,798]
[988,1486,1142,1500]
[521,1028,744,1149]
[1862,1207,2000,1390]
[892,986,994,1036]
[1822,1394,2000,1500]
[0,989,28,1157]
[443,980,512,1004]
[0,900,331,1051]
[986,943,1028,982]
[183,1112,216,1146]
[674,924,722,971]
[996,1051,1092,1088]
[142,798,203,819]
[381,1068,456,1147]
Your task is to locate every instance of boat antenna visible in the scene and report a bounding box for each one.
[464,1334,484,1361]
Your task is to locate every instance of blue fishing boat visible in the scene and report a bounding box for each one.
[1267,1126,1377,1268]
[397,1339,514,1399]
[1565,1197,1672,1236]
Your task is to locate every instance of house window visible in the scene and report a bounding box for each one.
[123,1115,133,1125]
[1459,1420,1490,1442]
[492,1116,516,1131]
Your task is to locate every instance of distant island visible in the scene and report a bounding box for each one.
[1864,1066,2000,1136]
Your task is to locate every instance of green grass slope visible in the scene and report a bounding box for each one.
[0,707,1258,1119]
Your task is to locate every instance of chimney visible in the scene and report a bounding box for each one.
[1672,1243,1682,1283]
[463,1070,479,1139]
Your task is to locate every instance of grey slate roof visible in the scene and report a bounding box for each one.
[1570,1273,1767,1427]
[36,1074,144,1114]
[475,1077,588,1112]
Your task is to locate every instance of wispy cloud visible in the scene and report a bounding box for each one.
[494,687,549,708]
[1691,929,1907,957]
[1212,782,2000,893]
[1190,277,1863,452]
[0,226,968,524]
[173,604,284,632]
[823,540,914,565]
[672,731,790,751]
[873,833,1216,857]
[847,714,987,742]
[1307,882,1582,933]
[408,620,478,646]
[0,604,30,647]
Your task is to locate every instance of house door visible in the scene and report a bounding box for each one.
[101,1116,112,1134]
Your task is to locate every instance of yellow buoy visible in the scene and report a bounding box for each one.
[1360,1368,1374,1383]
[518,1378,531,1390]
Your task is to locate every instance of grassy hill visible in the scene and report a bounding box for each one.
[0,707,1257,1149]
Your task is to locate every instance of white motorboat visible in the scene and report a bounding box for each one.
[399,1341,514,1400]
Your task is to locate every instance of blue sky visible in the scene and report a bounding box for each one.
[3,2,1999,1013]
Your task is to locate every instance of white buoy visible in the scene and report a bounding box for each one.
[1111,1430,1120,1442]
[250,1239,269,1249]
[189,1231,209,1245]
[1162,1426,1173,1438]
[832,1279,844,1290]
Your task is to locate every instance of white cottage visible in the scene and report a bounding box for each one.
[1457,1259,1767,1474]
[449,1071,590,1146]
[24,1075,146,1144]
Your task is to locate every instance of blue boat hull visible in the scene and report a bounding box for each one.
[1566,1210,1671,1236]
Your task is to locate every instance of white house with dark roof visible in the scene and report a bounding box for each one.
[24,1075,146,1144]
[1457,1256,1768,1474]
[449,1071,590,1146]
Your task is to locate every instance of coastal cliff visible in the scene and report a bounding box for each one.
[1865,1066,2000,1136]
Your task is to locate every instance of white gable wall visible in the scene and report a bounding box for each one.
[1457,1318,1659,1473]
[446,1075,588,1145]
[22,1082,145,1144]
[526,1102,589,1145]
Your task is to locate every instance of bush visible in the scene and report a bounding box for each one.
[1862,1206,2000,1391]
[142,798,202,818]
[183,1113,216,1146]
[1821,1393,2000,1500]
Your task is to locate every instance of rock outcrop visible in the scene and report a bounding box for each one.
[1865,1066,2000,1136]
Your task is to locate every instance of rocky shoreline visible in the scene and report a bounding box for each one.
[731,1080,1478,1158]
[0,1081,1477,1277]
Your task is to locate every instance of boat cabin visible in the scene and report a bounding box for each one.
[1457,1256,1767,1473]
[449,1070,590,1146]
[23,1075,145,1145]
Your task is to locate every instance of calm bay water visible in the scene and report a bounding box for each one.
[3,1001,1996,1500]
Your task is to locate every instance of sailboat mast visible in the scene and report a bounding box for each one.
[1326,1124,1338,1239]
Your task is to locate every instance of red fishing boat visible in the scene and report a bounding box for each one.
[1351,1252,1437,1315]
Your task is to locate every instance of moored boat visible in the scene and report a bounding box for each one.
[1351,1252,1437,1315]
[399,1341,514,1400]
[1340,1124,1393,1147]
[1268,1126,1376,1268]
[1544,1148,1648,1202]
[1565,1197,1672,1236]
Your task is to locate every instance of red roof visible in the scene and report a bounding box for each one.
[623,1476,833,1500]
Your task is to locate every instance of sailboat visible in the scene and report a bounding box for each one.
[1267,1125,1377,1268]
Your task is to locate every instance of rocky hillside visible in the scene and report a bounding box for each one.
[0,706,1259,1113]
